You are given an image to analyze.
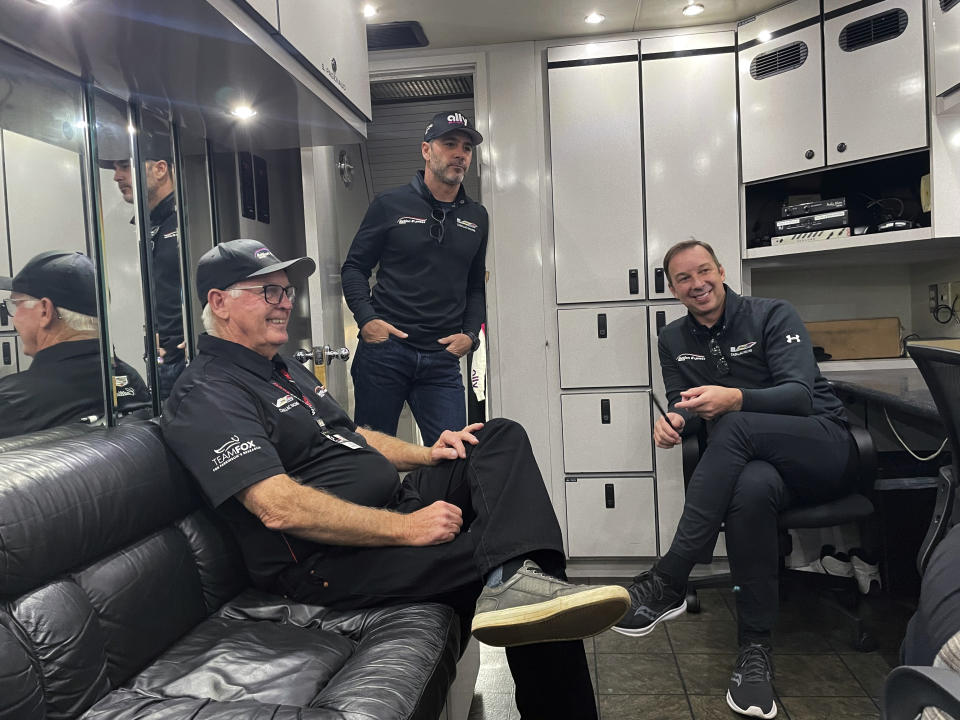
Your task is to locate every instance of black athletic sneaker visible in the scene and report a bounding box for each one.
[727,643,777,718]
[611,569,687,637]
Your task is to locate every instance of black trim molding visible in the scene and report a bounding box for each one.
[737,15,821,50]
[642,46,736,60]
[824,0,888,21]
[547,55,639,69]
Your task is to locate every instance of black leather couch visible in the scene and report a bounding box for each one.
[0,421,460,719]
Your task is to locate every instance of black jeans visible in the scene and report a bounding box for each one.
[277,418,597,719]
[668,412,855,642]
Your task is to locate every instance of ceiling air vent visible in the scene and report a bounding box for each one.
[371,75,474,105]
[839,9,908,51]
[942,0,959,12]
[750,41,808,80]
[367,21,429,52]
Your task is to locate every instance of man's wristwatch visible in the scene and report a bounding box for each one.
[464,330,481,353]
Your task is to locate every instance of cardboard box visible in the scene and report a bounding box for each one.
[804,317,901,360]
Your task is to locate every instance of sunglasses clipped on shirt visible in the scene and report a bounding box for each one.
[708,336,730,376]
[232,284,297,305]
[430,206,449,245]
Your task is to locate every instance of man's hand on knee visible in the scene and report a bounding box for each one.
[400,500,464,545]
[676,386,742,420]
[430,423,484,463]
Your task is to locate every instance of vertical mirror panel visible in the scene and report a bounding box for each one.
[93,90,151,418]
[137,107,185,403]
[0,45,110,438]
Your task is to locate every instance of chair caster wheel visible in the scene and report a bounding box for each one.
[686,591,700,614]
[853,632,877,652]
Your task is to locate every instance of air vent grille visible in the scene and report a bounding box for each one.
[371,76,474,105]
[839,9,908,51]
[367,21,429,52]
[942,0,959,12]
[750,41,808,80]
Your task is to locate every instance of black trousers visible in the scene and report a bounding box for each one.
[277,418,597,719]
[903,523,960,665]
[669,412,855,642]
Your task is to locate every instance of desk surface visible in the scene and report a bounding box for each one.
[826,367,939,422]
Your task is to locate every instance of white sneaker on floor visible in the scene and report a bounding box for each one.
[820,553,854,578]
[850,554,882,595]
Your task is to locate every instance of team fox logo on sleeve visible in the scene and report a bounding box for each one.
[211,435,262,472]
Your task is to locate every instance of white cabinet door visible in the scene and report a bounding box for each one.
[548,41,645,303]
[738,0,825,182]
[277,0,371,119]
[642,33,741,297]
[824,0,927,164]
[933,0,960,97]
[558,306,649,389]
[244,0,279,28]
[561,392,653,473]
[565,476,657,557]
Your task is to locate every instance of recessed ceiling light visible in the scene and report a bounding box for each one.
[32,0,74,7]
[758,29,773,42]
[363,4,378,18]
[682,2,705,16]
[230,105,257,120]
[584,12,605,24]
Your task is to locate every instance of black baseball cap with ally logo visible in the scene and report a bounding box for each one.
[195,239,316,306]
[0,251,98,316]
[423,111,483,145]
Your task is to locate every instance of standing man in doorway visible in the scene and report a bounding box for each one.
[342,111,487,445]
[613,239,857,719]
[105,130,185,400]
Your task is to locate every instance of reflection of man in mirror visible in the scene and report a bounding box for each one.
[0,251,149,438]
[102,129,184,400]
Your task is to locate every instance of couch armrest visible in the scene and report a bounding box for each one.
[81,688,343,719]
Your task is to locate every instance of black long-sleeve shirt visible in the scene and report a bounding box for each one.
[341,171,487,352]
[658,287,847,430]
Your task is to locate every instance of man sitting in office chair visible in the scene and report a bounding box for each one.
[613,239,857,718]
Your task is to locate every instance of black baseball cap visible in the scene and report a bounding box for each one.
[423,111,483,145]
[0,251,98,316]
[196,239,316,306]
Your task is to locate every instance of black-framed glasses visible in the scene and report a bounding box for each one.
[430,206,449,245]
[708,336,730,376]
[1,297,35,318]
[232,284,296,305]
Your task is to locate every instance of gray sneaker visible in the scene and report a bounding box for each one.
[471,560,631,647]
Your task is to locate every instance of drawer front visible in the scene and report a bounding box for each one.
[559,307,649,389]
[565,476,657,557]
[561,392,653,473]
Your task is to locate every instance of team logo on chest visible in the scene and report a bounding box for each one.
[676,353,706,362]
[275,395,298,412]
[456,218,477,232]
[397,216,427,225]
[729,341,757,357]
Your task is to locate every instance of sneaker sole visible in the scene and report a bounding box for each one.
[610,599,687,638]
[471,586,630,647]
[726,690,777,719]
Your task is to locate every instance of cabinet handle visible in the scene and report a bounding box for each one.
[2,341,10,366]
[804,149,815,160]
[628,269,639,295]
[600,398,611,424]
[656,310,666,335]
[605,483,615,509]
[0,302,7,326]
[836,142,847,153]
[597,313,607,338]
[655,267,665,293]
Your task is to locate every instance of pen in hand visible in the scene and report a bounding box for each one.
[651,393,680,433]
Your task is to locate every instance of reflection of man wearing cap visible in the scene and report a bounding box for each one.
[163,239,626,720]
[0,251,149,438]
[342,111,488,446]
[106,131,184,400]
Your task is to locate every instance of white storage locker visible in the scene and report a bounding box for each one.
[547,41,645,303]
[932,0,960,97]
[738,0,825,182]
[558,306,649,389]
[561,391,653,473]
[824,0,927,165]
[641,33,741,298]
[565,476,657,557]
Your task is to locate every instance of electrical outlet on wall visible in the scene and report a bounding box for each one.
[938,284,951,308]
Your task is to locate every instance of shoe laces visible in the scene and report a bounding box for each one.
[736,643,774,683]
[627,571,669,606]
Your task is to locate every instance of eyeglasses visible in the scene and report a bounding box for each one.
[708,336,730,376]
[1,297,36,318]
[430,206,449,245]
[232,284,296,305]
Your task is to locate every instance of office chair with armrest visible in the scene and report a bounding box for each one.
[905,342,960,576]
[680,421,878,651]
[883,665,960,720]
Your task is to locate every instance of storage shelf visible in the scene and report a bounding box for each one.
[819,357,916,372]
[745,227,931,261]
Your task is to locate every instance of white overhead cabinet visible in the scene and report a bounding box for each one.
[641,32,741,297]
[738,0,825,182]
[823,0,927,165]
[932,0,960,97]
[547,41,645,303]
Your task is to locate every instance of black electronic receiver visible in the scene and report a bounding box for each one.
[775,210,848,233]
[781,197,846,218]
